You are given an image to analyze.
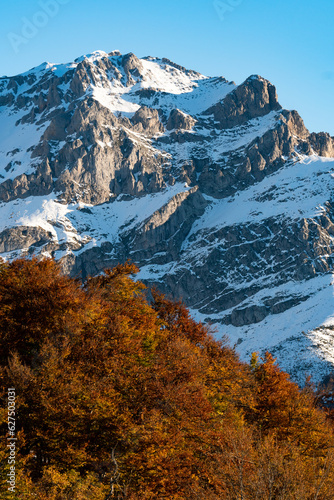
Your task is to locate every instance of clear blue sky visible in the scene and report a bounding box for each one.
[1,0,333,134]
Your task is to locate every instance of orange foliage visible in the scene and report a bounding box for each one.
[0,258,334,499]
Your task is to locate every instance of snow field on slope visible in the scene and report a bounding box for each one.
[185,155,334,244]
[0,108,50,181]
[0,194,77,244]
[67,183,191,251]
[91,60,235,118]
[187,273,334,384]
[0,183,190,257]
[163,111,281,164]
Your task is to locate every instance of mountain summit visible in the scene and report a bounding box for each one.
[1,50,334,383]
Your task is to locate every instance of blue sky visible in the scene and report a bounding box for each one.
[1,0,333,134]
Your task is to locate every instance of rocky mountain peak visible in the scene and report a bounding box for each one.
[109,50,122,57]
[121,52,143,85]
[1,50,334,383]
[204,74,281,129]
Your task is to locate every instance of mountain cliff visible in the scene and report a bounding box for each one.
[1,49,334,383]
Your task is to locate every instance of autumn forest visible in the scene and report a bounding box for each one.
[1,258,334,499]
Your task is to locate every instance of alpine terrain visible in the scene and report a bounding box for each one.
[1,50,334,383]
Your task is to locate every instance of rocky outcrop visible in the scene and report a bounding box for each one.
[0,160,53,202]
[129,187,207,261]
[204,75,282,129]
[121,53,143,86]
[0,226,52,253]
[166,109,196,131]
[131,106,164,136]
[1,52,330,206]
[308,132,334,157]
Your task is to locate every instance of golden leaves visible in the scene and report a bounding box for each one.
[0,258,334,498]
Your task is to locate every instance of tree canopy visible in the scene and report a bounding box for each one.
[0,257,334,499]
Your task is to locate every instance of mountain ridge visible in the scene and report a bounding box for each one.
[1,49,334,383]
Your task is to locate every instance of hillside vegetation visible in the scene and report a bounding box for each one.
[0,258,334,499]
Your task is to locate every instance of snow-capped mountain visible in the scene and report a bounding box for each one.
[1,49,334,384]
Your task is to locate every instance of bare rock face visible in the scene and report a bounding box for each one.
[131,106,164,136]
[0,226,52,253]
[166,109,196,131]
[121,53,143,86]
[0,160,53,202]
[205,75,282,129]
[129,187,207,261]
[281,109,309,139]
[309,132,334,157]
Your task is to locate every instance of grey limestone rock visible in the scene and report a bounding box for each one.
[204,75,282,129]
[0,226,52,253]
[131,106,164,136]
[166,109,196,131]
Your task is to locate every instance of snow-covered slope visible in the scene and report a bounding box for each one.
[1,50,334,384]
